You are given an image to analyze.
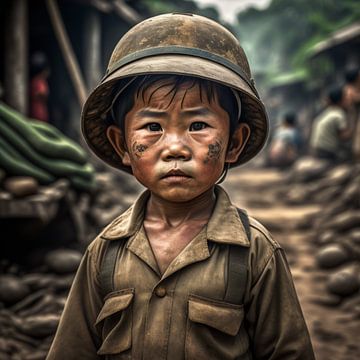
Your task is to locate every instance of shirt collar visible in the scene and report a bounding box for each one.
[206,186,250,247]
[101,185,250,247]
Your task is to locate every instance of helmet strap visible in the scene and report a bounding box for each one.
[230,89,242,122]
[216,163,230,184]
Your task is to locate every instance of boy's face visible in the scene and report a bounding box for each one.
[107,79,250,203]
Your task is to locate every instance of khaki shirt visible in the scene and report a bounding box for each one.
[47,186,315,360]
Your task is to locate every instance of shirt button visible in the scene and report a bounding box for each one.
[155,286,166,298]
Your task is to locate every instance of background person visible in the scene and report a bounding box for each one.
[29,52,50,122]
[310,86,352,162]
[344,68,360,160]
[268,112,303,167]
[344,68,360,107]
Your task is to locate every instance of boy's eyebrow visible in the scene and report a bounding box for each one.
[136,109,168,118]
[135,107,213,119]
[181,108,213,117]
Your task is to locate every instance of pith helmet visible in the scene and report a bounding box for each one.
[81,13,268,173]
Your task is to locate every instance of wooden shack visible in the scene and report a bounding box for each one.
[0,0,141,139]
[308,22,360,87]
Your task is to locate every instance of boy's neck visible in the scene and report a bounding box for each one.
[145,187,216,227]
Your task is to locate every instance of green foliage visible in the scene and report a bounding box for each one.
[141,0,195,14]
[140,0,220,22]
[234,0,360,81]
[133,0,233,37]
[268,68,308,87]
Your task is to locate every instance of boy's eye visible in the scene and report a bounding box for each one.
[189,122,207,131]
[146,123,162,131]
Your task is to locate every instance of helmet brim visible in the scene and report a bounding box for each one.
[81,54,269,174]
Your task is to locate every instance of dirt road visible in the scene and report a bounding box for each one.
[224,167,360,360]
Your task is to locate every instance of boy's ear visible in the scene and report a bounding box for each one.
[106,125,131,166]
[225,123,251,163]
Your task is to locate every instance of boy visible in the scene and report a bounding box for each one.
[47,14,315,359]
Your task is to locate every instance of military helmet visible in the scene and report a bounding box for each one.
[81,13,268,173]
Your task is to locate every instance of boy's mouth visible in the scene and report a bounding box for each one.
[161,169,192,179]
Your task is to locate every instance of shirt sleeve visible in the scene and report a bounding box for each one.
[335,113,348,131]
[245,247,315,360]
[46,245,103,359]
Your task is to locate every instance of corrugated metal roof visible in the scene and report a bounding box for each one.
[310,22,360,57]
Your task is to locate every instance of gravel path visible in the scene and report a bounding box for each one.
[223,166,360,360]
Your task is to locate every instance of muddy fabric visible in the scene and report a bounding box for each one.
[47,186,315,360]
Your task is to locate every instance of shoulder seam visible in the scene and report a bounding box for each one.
[249,221,281,250]
[87,236,107,277]
[253,247,283,285]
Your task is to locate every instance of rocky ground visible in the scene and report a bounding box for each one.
[0,171,141,360]
[224,159,360,360]
[0,158,359,359]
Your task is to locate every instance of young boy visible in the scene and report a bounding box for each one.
[47,14,315,359]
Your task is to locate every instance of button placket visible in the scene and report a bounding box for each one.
[155,286,167,298]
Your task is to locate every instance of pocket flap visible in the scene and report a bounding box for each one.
[188,295,244,336]
[96,289,134,325]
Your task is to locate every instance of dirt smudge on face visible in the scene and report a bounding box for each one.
[204,141,222,164]
[132,142,148,158]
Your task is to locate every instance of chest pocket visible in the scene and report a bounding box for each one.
[185,294,246,360]
[95,288,134,357]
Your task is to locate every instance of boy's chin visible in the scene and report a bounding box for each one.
[149,187,213,203]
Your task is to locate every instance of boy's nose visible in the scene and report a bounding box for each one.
[161,138,192,162]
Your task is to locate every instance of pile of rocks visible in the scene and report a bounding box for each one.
[0,249,82,360]
[313,166,360,304]
[0,176,91,268]
[0,170,141,251]
[282,157,360,305]
[0,169,141,358]
[280,157,354,206]
[88,171,141,229]
[0,176,71,224]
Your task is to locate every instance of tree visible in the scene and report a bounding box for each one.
[128,0,222,24]
[234,0,360,80]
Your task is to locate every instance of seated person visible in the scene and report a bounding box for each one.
[268,112,302,167]
[310,86,352,162]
